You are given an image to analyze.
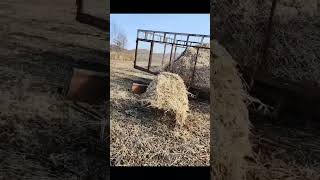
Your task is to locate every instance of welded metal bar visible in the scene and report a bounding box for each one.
[190,47,200,88]
[137,29,210,37]
[134,39,139,67]
[186,35,190,47]
[134,29,210,74]
[148,41,154,70]
[162,38,167,67]
[169,34,176,70]
[143,36,202,45]
[137,30,140,39]
[136,38,210,49]
[162,44,167,67]
[173,44,178,60]
[200,36,205,46]
[134,65,159,75]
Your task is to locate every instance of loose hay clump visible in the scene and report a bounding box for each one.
[211,40,252,180]
[141,72,189,126]
[167,45,210,92]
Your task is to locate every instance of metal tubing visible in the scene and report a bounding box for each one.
[169,34,176,70]
[136,38,210,49]
[162,42,167,67]
[134,39,139,67]
[173,44,178,60]
[134,29,209,75]
[148,41,154,70]
[161,33,167,67]
[137,29,210,38]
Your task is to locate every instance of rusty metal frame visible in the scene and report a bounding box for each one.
[134,29,210,78]
[76,0,108,31]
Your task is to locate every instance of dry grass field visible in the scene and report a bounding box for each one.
[0,0,108,179]
[110,57,210,166]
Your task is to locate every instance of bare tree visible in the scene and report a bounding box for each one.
[111,22,128,49]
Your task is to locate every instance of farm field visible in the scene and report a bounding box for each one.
[110,58,210,166]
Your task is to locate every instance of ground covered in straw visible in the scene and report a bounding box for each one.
[110,60,210,166]
[0,0,108,178]
[247,119,320,180]
[0,66,107,179]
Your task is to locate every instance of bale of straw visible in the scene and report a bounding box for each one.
[167,45,210,92]
[141,72,189,126]
[211,40,252,180]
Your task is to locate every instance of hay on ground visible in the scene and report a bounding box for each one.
[110,61,210,166]
[141,72,189,126]
[167,45,210,92]
[211,40,252,180]
[211,39,320,180]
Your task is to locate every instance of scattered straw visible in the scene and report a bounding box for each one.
[0,67,107,179]
[110,61,210,166]
[247,124,320,180]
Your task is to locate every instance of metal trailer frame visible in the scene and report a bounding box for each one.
[133,29,210,88]
[76,0,109,31]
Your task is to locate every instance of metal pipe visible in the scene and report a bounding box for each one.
[186,35,190,46]
[134,39,139,68]
[137,29,210,37]
[136,38,210,49]
[169,34,176,70]
[148,41,154,70]
[162,37,167,67]
[173,44,178,60]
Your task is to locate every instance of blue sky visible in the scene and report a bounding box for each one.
[110,14,210,50]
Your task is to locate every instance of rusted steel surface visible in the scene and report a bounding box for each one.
[132,83,148,94]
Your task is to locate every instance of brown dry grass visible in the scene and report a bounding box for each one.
[110,51,134,61]
[110,60,210,166]
[0,0,108,178]
[246,122,320,180]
